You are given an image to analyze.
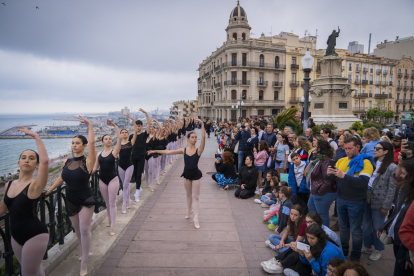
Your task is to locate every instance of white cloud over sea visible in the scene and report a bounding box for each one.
[0,49,195,113]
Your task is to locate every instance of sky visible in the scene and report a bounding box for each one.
[0,0,413,114]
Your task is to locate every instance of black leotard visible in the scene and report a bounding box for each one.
[178,129,182,139]
[98,151,117,184]
[61,156,96,216]
[152,138,160,158]
[4,181,48,245]
[119,142,133,171]
[181,148,202,180]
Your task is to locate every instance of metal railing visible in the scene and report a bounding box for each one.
[376,69,381,74]
[397,86,402,90]
[221,61,286,70]
[374,94,388,99]
[354,93,368,98]
[362,80,368,85]
[398,73,403,78]
[289,97,300,103]
[405,74,409,78]
[363,68,368,73]
[356,67,361,72]
[257,81,268,86]
[272,81,283,87]
[383,70,388,75]
[375,81,381,85]
[291,64,299,70]
[353,107,367,112]
[0,170,110,275]
[290,81,300,87]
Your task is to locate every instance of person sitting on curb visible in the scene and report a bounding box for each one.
[234,156,258,199]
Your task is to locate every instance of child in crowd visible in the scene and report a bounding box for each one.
[288,152,310,205]
[327,258,345,276]
[263,181,288,218]
[253,140,269,189]
[258,175,279,208]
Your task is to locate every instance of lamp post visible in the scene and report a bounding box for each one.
[232,95,246,121]
[301,50,314,134]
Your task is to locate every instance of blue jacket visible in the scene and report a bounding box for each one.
[346,153,375,176]
[360,139,382,158]
[288,161,310,195]
[235,130,251,151]
[299,241,345,276]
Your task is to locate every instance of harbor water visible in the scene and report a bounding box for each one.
[0,114,79,176]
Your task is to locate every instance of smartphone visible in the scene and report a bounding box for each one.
[329,160,336,168]
[296,241,310,252]
[407,141,414,151]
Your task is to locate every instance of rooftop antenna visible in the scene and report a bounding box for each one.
[368,33,372,55]
[315,29,319,38]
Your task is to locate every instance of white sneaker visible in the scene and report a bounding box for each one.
[283,268,299,276]
[263,262,283,274]
[254,199,262,204]
[265,240,276,250]
[361,246,373,254]
[369,250,381,261]
[135,189,140,202]
[254,189,260,194]
[261,257,278,268]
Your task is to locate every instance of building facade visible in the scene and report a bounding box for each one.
[374,36,414,60]
[271,32,324,109]
[394,58,414,116]
[340,53,398,122]
[197,3,286,121]
[169,100,198,119]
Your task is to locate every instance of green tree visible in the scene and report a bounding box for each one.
[350,121,364,130]
[367,107,383,120]
[383,110,395,119]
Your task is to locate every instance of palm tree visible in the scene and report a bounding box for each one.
[271,107,302,135]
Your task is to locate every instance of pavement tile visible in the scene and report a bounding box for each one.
[111,267,249,276]
[134,230,239,242]
[139,221,236,231]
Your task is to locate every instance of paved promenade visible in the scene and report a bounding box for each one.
[91,129,394,276]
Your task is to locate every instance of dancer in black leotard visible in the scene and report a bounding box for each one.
[148,118,205,229]
[93,120,122,236]
[46,116,96,276]
[118,114,138,214]
[0,127,49,276]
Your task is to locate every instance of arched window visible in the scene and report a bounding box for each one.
[231,90,237,100]
[259,90,264,100]
[242,33,246,40]
[275,56,279,68]
[259,55,264,67]
[233,33,237,40]
[274,91,278,100]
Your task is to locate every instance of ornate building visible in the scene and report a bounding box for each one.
[394,58,414,117]
[169,99,198,119]
[197,2,286,121]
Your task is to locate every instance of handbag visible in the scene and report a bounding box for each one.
[379,230,393,245]
[234,141,239,154]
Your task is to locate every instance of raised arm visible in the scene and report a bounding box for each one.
[127,113,138,146]
[147,148,184,156]
[153,119,163,138]
[196,118,206,155]
[18,127,49,197]
[108,120,122,157]
[79,116,96,172]
[140,108,151,134]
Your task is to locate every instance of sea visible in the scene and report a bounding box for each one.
[0,114,80,177]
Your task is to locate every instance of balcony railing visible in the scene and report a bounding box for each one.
[411,86,414,91]
[214,65,220,72]
[389,81,393,86]
[290,81,300,87]
[240,80,250,85]
[354,80,360,84]
[363,68,368,73]
[403,86,409,91]
[356,67,361,72]
[214,83,221,88]
[405,74,409,78]
[398,73,403,78]
[396,99,407,103]
[362,80,368,85]
[272,81,283,87]
[374,94,388,99]
[383,70,388,75]
[375,81,381,85]
[354,93,368,98]
[301,81,314,87]
[257,81,268,86]
[411,74,414,79]
[291,64,299,70]
[369,81,373,84]
[376,69,381,74]
[397,86,402,90]
[353,107,367,112]
[204,72,210,78]
[0,171,107,276]
[221,61,286,70]
[410,100,414,104]
[369,93,373,97]
[289,97,300,103]
[382,81,388,86]
[389,93,393,98]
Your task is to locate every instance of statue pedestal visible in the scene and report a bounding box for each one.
[309,56,361,129]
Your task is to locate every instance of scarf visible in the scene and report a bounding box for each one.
[346,154,375,176]
[247,134,257,143]
[305,154,325,185]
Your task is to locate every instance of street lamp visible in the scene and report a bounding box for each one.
[232,96,245,121]
[301,50,314,134]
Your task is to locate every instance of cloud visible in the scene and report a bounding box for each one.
[0,49,196,113]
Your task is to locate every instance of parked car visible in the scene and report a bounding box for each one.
[386,122,401,127]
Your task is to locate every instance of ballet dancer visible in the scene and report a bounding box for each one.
[160,125,169,175]
[92,120,122,236]
[46,116,96,276]
[129,108,151,203]
[144,124,156,192]
[147,118,205,229]
[0,127,49,276]
[152,119,164,185]
[118,114,138,214]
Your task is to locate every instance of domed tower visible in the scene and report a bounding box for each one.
[226,1,251,42]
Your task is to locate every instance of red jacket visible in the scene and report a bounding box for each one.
[399,203,414,253]
[394,148,401,165]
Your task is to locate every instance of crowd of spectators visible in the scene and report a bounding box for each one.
[209,117,414,276]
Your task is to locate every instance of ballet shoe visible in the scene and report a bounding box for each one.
[185,210,193,219]
[122,206,127,214]
[109,226,116,236]
[78,256,82,262]
[157,182,160,185]
[80,263,87,276]
[193,219,200,229]
[126,202,130,209]
[107,220,111,227]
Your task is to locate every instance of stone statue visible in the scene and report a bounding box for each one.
[325,27,340,56]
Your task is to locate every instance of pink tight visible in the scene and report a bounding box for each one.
[69,206,94,270]
[99,177,119,229]
[154,157,160,184]
[144,157,155,188]
[11,234,49,276]
[118,165,134,206]
[161,154,167,173]
[184,179,201,222]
